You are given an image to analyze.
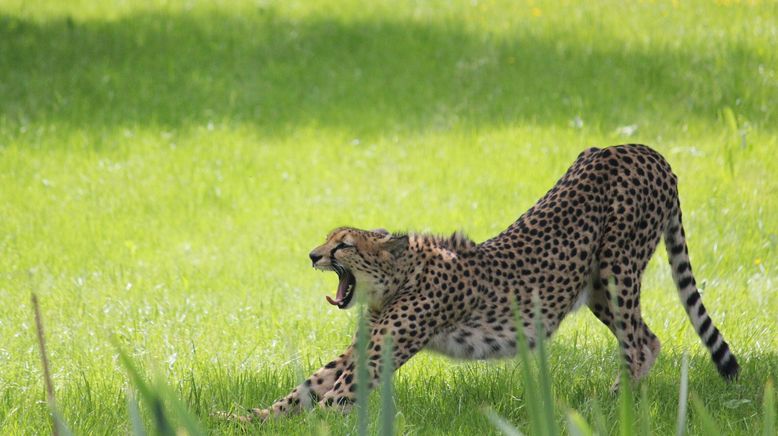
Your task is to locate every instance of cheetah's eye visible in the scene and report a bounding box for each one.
[334,242,353,251]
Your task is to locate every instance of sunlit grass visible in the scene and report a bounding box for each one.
[1,0,777,434]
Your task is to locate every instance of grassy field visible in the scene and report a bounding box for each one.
[1,0,777,434]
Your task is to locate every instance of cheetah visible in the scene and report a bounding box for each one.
[241,144,739,421]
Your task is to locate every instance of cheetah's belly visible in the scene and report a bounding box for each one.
[426,323,518,360]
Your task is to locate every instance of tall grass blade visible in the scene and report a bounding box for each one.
[156,381,206,436]
[127,390,146,436]
[187,370,201,415]
[31,293,73,436]
[513,297,544,436]
[690,394,721,436]
[50,411,74,436]
[676,352,689,436]
[763,378,775,436]
[112,340,175,436]
[484,407,525,436]
[148,390,174,434]
[567,409,594,436]
[379,335,395,436]
[638,385,650,436]
[722,106,738,176]
[532,294,559,436]
[618,365,636,436]
[590,398,608,436]
[355,302,370,436]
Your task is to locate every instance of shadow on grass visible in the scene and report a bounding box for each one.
[0,8,775,140]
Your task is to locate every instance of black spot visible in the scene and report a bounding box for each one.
[335,396,352,406]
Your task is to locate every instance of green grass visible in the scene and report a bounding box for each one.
[1,0,777,434]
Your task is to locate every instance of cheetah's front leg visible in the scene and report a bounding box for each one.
[317,299,435,410]
[243,347,355,421]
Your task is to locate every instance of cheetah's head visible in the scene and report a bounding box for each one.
[309,227,409,310]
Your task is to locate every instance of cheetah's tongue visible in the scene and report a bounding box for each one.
[326,270,354,306]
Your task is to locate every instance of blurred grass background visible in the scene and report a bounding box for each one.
[0,0,776,433]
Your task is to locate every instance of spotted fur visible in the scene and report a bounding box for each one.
[239,144,738,421]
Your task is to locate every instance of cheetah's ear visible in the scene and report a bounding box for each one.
[371,228,390,236]
[382,235,409,258]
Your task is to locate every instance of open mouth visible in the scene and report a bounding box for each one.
[325,263,355,309]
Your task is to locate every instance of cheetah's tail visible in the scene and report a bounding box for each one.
[663,200,740,380]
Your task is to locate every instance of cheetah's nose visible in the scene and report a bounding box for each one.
[309,253,322,266]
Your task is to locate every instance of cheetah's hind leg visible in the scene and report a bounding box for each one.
[586,263,661,391]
